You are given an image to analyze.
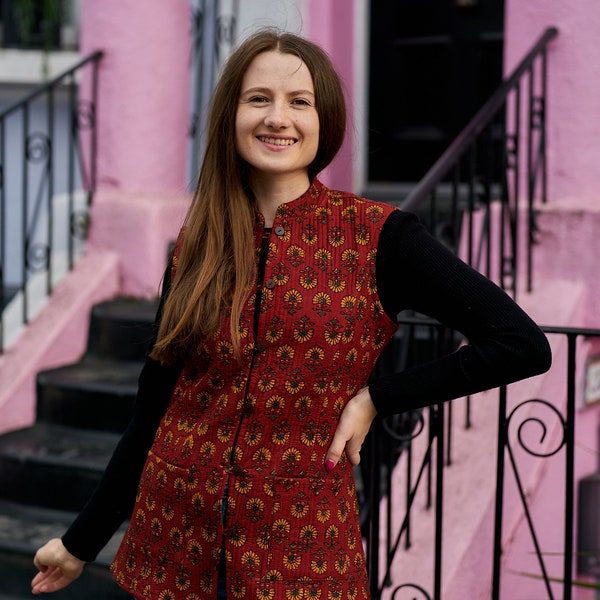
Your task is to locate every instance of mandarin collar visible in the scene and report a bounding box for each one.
[254,178,326,227]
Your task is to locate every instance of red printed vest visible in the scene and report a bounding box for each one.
[111,180,398,600]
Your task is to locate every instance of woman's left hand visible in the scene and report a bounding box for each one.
[325,387,377,472]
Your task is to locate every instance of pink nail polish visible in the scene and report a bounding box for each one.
[325,459,335,472]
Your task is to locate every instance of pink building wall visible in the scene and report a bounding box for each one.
[80,0,190,195]
[506,0,600,327]
[505,0,600,207]
[81,0,192,298]
[306,0,354,192]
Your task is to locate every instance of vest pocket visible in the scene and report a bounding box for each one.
[112,450,225,596]
[263,474,367,584]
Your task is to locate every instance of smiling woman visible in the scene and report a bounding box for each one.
[31,28,551,600]
[235,51,320,224]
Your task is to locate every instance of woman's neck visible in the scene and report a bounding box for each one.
[250,172,311,227]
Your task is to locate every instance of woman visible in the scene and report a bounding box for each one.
[31,29,551,599]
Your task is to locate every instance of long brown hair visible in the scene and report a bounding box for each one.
[151,29,347,364]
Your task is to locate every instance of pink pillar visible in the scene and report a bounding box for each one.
[80,0,192,296]
[80,0,191,194]
[307,0,354,192]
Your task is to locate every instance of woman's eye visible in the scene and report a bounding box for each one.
[249,96,268,103]
[292,98,310,106]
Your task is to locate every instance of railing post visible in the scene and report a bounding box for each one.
[492,385,508,600]
[368,422,382,599]
[46,87,55,295]
[21,103,29,323]
[0,120,4,350]
[433,402,444,600]
[563,334,577,600]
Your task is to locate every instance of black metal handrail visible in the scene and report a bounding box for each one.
[401,26,558,299]
[362,25,570,599]
[0,50,103,353]
[366,322,598,600]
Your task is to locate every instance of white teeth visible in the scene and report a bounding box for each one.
[258,136,296,146]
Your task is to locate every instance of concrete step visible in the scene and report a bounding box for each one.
[85,296,158,362]
[36,359,142,433]
[0,499,128,599]
[0,423,119,511]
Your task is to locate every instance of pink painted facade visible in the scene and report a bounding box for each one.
[1,0,599,597]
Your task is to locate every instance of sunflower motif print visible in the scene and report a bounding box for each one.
[111,179,399,600]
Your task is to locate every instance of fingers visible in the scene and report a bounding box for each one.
[31,538,85,594]
[325,424,349,471]
[32,566,81,594]
[325,387,377,472]
[325,416,363,470]
[32,566,72,594]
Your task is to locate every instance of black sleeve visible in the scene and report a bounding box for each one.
[61,264,182,562]
[370,209,552,418]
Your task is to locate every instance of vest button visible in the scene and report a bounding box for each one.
[274,226,285,236]
[224,527,237,538]
[254,341,266,353]
[265,278,276,289]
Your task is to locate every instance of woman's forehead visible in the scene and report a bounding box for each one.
[241,51,314,92]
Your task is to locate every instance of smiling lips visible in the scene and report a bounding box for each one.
[258,136,297,146]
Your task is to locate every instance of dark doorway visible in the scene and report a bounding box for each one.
[367,0,504,185]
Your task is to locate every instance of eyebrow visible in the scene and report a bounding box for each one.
[240,87,315,97]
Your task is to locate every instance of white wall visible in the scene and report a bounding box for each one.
[233,0,306,38]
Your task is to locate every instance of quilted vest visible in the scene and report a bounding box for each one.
[111,179,398,600]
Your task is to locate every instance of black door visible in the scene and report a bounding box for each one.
[368,0,504,184]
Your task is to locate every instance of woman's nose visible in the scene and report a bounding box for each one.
[264,102,289,128]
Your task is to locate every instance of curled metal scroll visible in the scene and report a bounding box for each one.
[26,242,49,271]
[216,15,236,45]
[26,132,50,164]
[75,100,96,131]
[506,398,566,458]
[382,410,426,443]
[391,583,432,600]
[70,210,90,240]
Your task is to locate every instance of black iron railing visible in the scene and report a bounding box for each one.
[401,26,558,300]
[362,26,572,600]
[366,323,599,600]
[0,50,102,352]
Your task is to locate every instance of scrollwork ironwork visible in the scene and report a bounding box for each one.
[25,132,50,164]
[216,15,236,45]
[74,100,96,132]
[26,241,49,271]
[391,583,432,600]
[382,410,425,443]
[70,210,90,240]
[506,398,566,458]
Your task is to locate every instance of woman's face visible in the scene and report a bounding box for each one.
[235,50,320,186]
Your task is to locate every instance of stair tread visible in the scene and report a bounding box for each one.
[0,424,120,470]
[0,499,125,566]
[37,359,143,394]
[92,296,158,321]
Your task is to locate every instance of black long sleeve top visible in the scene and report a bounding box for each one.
[61,209,551,562]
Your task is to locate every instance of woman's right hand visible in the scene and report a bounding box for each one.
[31,538,85,594]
